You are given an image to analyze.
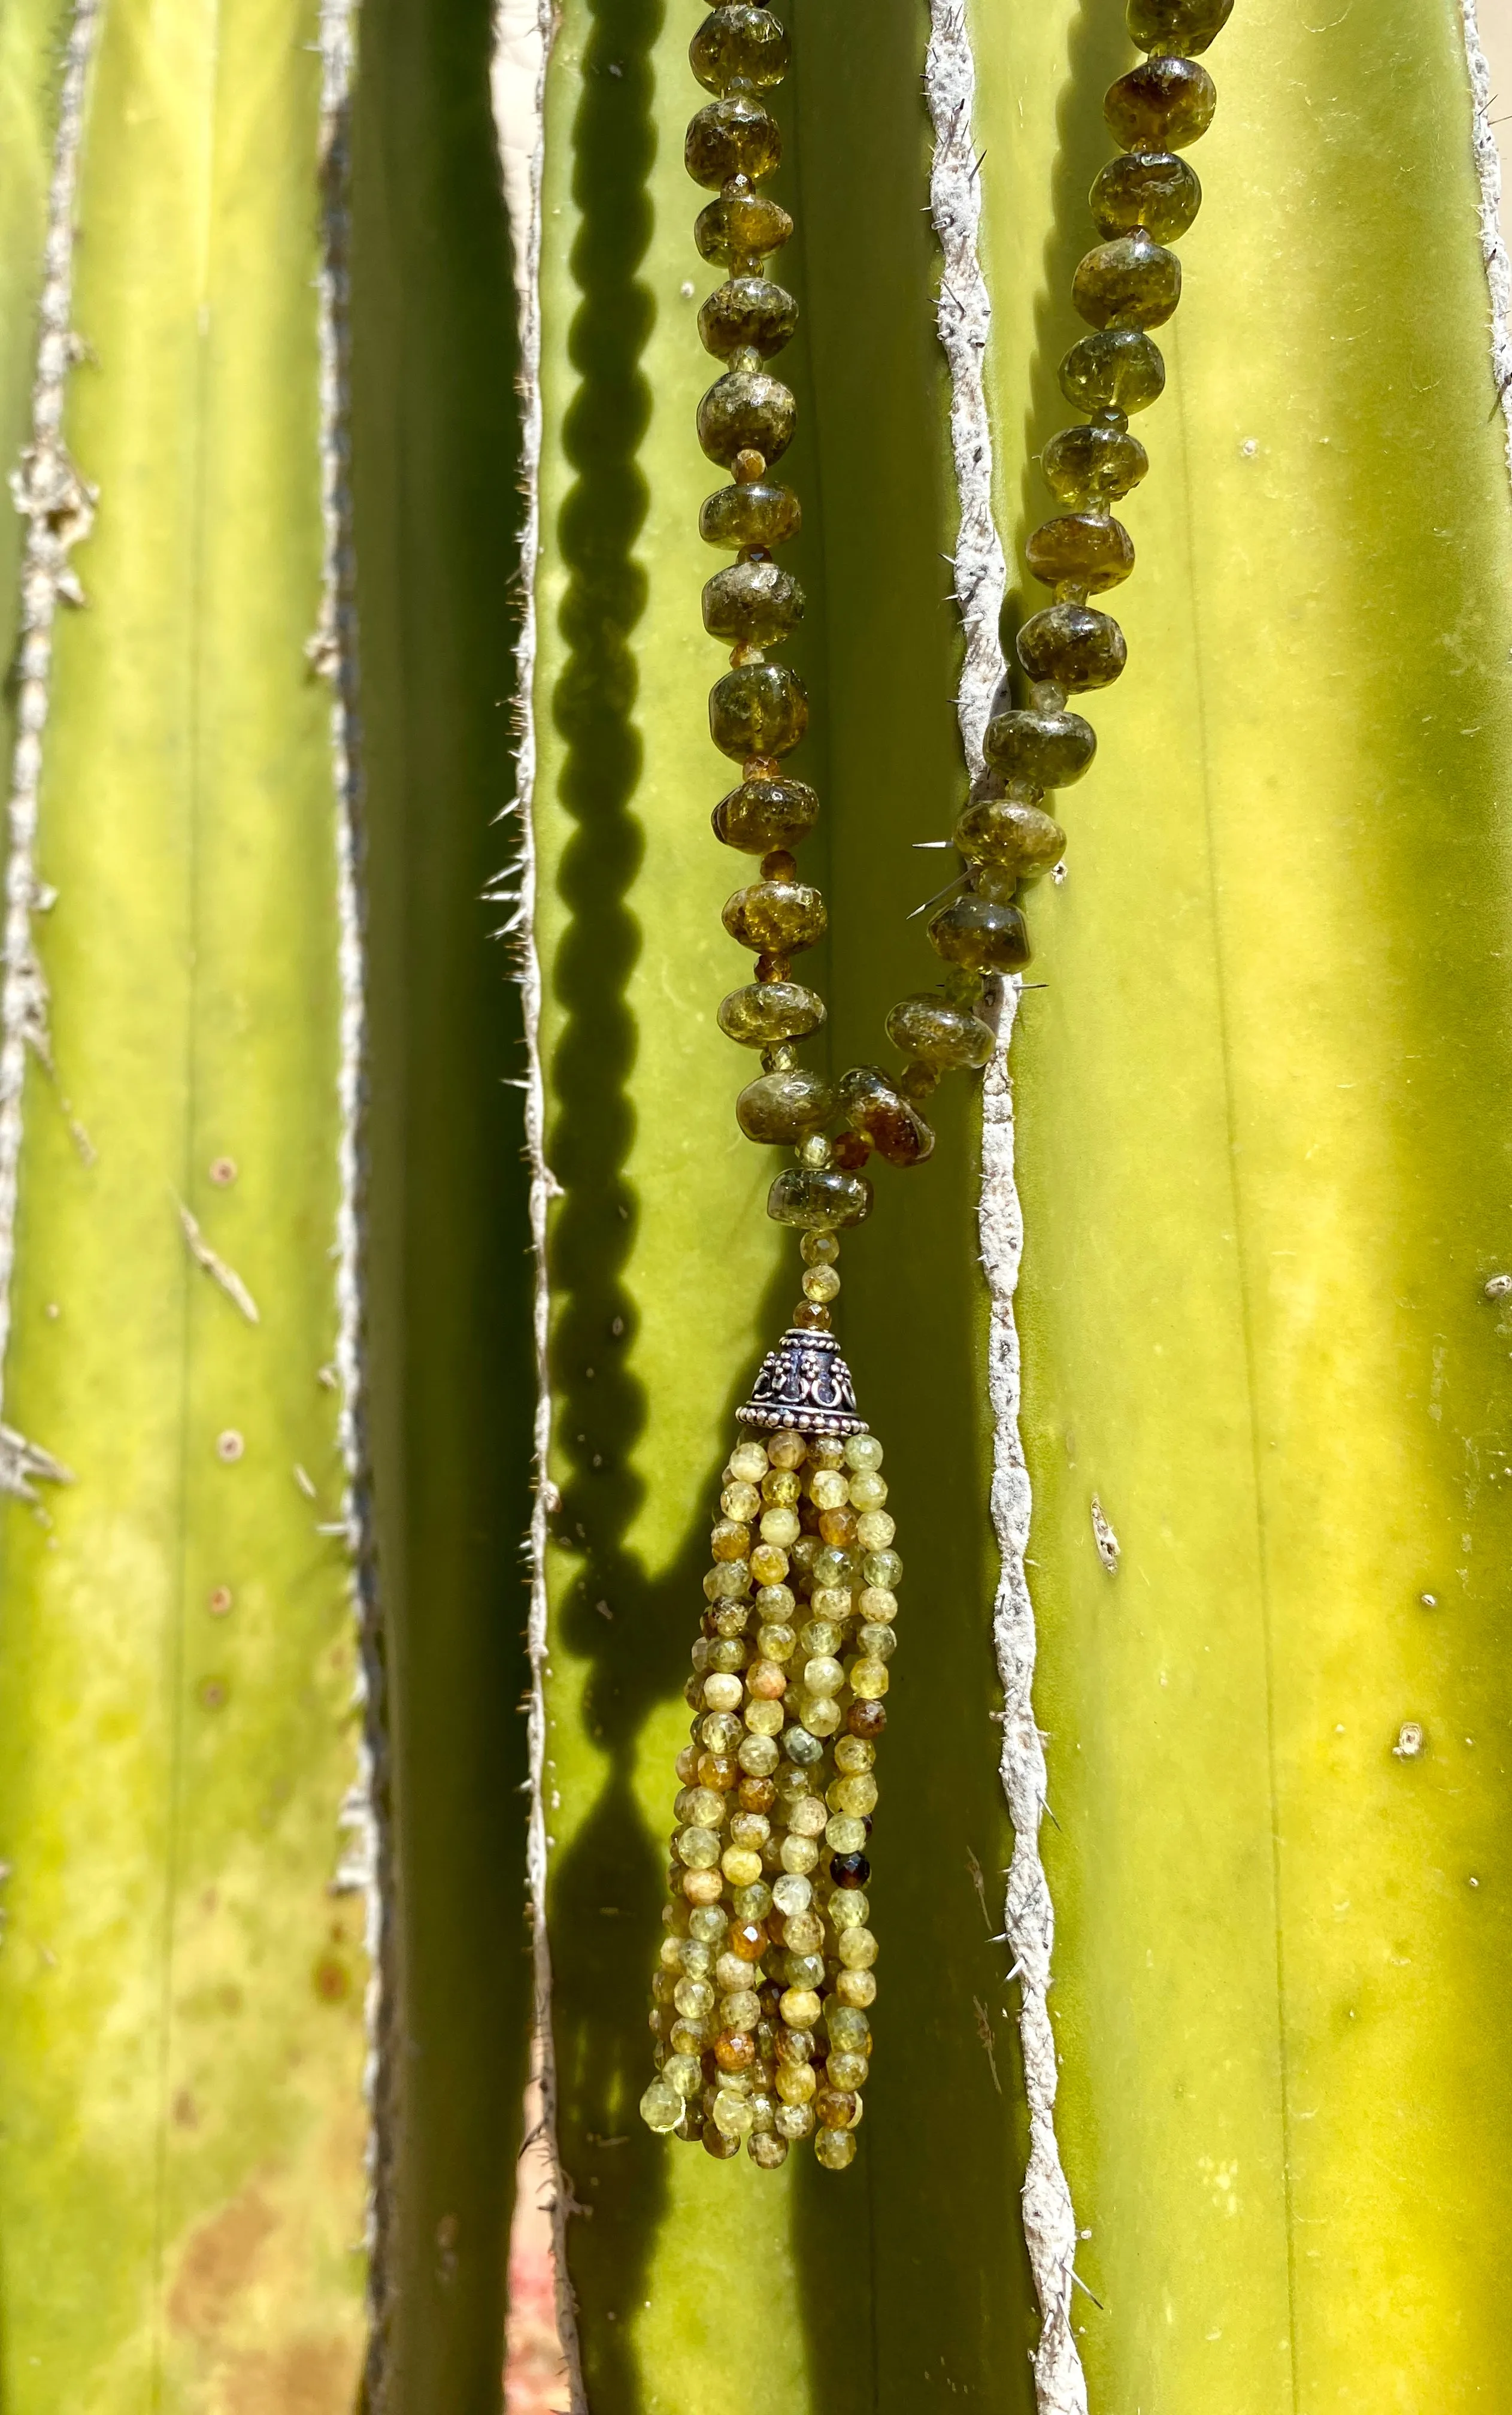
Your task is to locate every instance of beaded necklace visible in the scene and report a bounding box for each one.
[639,0,1234,2171]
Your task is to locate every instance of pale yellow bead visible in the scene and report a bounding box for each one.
[833,1735,875,1774]
[762,1469,801,1506]
[803,1655,844,1697]
[848,1470,887,1510]
[750,1542,789,1585]
[843,1434,883,1472]
[703,1672,745,1712]
[855,1510,896,1551]
[722,1846,763,1886]
[640,2078,683,2133]
[838,1925,877,1969]
[677,1826,722,1870]
[737,1732,780,1775]
[802,1263,841,1304]
[744,1698,784,1737]
[857,1584,898,1621]
[835,1968,876,2008]
[659,1934,684,1971]
[715,1951,752,1992]
[674,1975,716,2017]
[789,1796,829,1838]
[780,1986,822,2028]
[663,2051,702,2096]
[683,1868,725,1906]
[849,1658,889,1700]
[677,1785,727,1829]
[729,1442,770,1484]
[828,2048,869,2090]
[857,1623,896,1662]
[782,1908,823,1954]
[775,2101,815,2139]
[720,1990,761,2030]
[721,1480,762,1521]
[772,1872,812,1915]
[775,2061,817,2104]
[749,2129,788,2169]
[757,1621,796,1661]
[714,2088,755,2138]
[825,1814,866,1854]
[815,2126,857,2171]
[768,1430,808,1469]
[780,1832,819,1874]
[809,1585,852,1620]
[808,1468,850,1511]
[830,1772,877,1818]
[760,1506,801,1547]
[823,1886,868,1929]
[729,1811,771,1850]
[804,1696,841,1737]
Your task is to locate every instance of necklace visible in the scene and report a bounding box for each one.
[638,0,1234,2171]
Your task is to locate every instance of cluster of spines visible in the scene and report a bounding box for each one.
[638,1417,901,2169]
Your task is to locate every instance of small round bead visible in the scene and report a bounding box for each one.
[929,894,1031,975]
[802,1264,840,1302]
[738,1730,781,1772]
[829,1850,871,1888]
[831,1772,878,1817]
[827,2049,869,2091]
[663,2051,702,2097]
[704,559,804,646]
[836,1064,934,1167]
[775,2101,814,2138]
[700,478,801,552]
[715,2027,757,2071]
[953,798,1066,881]
[737,1067,835,1143]
[1127,0,1232,55]
[695,187,793,270]
[780,1986,822,2029]
[699,276,799,361]
[857,1622,895,1662]
[712,2086,755,2138]
[1105,55,1217,152]
[1059,327,1165,416]
[686,97,781,189]
[826,1814,866,1854]
[801,1230,839,1265]
[710,662,808,759]
[780,1832,819,1873]
[981,703,1098,786]
[816,2089,858,2132]
[1090,150,1201,241]
[849,1659,889,1700]
[845,1435,883,1471]
[721,1480,760,1521]
[723,877,826,954]
[815,2126,856,2171]
[749,1542,788,1585]
[838,1926,878,1970]
[768,1166,872,1230]
[698,368,796,468]
[748,2130,788,2168]
[883,993,993,1070]
[835,1967,876,2008]
[1072,232,1180,332]
[640,2077,683,2132]
[710,1517,750,1562]
[729,1440,769,1481]
[747,1658,786,1699]
[744,1700,784,1739]
[690,5,791,93]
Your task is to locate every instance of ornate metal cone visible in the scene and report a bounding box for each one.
[738,1327,869,1439]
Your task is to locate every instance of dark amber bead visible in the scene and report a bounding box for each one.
[981,704,1097,786]
[699,276,799,361]
[738,1775,776,1812]
[695,188,793,270]
[731,1917,769,1960]
[686,97,781,189]
[690,4,790,93]
[703,559,804,646]
[928,894,1031,974]
[1105,56,1217,152]
[714,2028,757,2072]
[1017,602,1126,691]
[719,979,825,1045]
[953,797,1066,878]
[702,2120,741,2158]
[700,479,801,551]
[710,661,807,758]
[1128,0,1232,55]
[767,1166,872,1230]
[1026,512,1134,593]
[737,1067,835,1143]
[698,368,796,467]
[712,773,818,852]
[1072,232,1180,331]
[1060,328,1165,416]
[723,877,826,953]
[847,1697,886,1738]
[1041,423,1148,508]
[1090,150,1201,241]
[830,1851,871,1888]
[816,2090,857,2130]
[836,1064,934,1167]
[883,993,993,1070]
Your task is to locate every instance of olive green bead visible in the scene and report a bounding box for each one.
[704,559,804,646]
[953,797,1066,879]
[1041,422,1149,508]
[1090,150,1201,241]
[1128,0,1232,56]
[767,1166,872,1231]
[1059,328,1165,416]
[690,4,790,94]
[883,993,993,1071]
[738,1067,835,1145]
[1105,56,1217,152]
[719,979,826,1046]
[1026,512,1135,594]
[699,276,799,362]
[712,773,819,853]
[981,704,1097,787]
[1017,601,1128,691]
[710,661,808,758]
[686,97,781,190]
[836,1065,934,1168]
[698,368,796,467]
[1072,231,1181,331]
[928,894,1031,975]
[700,479,801,552]
[695,189,793,271]
[723,877,827,954]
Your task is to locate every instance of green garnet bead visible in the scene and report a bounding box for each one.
[1090,150,1201,242]
[738,1067,835,1143]
[928,894,1031,975]
[768,1166,872,1230]
[1072,231,1181,331]
[953,797,1066,879]
[1128,0,1232,56]
[695,189,793,271]
[1025,512,1135,594]
[837,1065,934,1167]
[1105,56,1217,153]
[883,992,993,1070]
[700,479,801,551]
[719,979,826,1045]
[981,703,1097,787]
[686,97,782,190]
[698,368,797,467]
[1017,602,1127,691]
[710,661,808,758]
[1041,422,1148,508]
[690,5,791,94]
[1059,328,1165,417]
[699,277,799,362]
[723,876,827,954]
[712,773,819,853]
[704,560,805,646]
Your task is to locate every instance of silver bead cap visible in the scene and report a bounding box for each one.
[738,1327,868,1439]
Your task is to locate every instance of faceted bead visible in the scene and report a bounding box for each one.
[827,2049,870,2091]
[1105,56,1217,152]
[881,994,990,1072]
[862,1548,902,1588]
[729,1441,769,1481]
[845,1435,883,1470]
[1059,328,1165,416]
[699,276,799,361]
[928,894,1031,974]
[723,877,826,955]
[710,662,808,759]
[954,798,1066,881]
[700,478,801,552]
[737,1067,835,1143]
[801,1230,839,1265]
[640,2077,683,2132]
[721,1479,760,1519]
[663,2051,702,2098]
[814,2125,856,2171]
[833,1735,875,1772]
[1127,0,1232,55]
[849,1659,889,1701]
[1072,232,1180,331]
[780,1986,822,2028]
[825,1812,865,1853]
[802,1263,840,1303]
[832,1772,878,1815]
[711,2087,755,2138]
[835,1967,876,2008]
[712,773,819,854]
[703,558,804,646]
[690,5,791,94]
[829,1850,870,1888]
[775,2101,815,2138]
[748,2129,788,2168]
[710,1518,749,1561]
[729,1916,768,1960]
[816,2089,858,2131]
[698,368,796,468]
[1041,422,1149,507]
[782,1723,825,1766]
[714,2028,757,2071]
[695,188,793,271]
[782,1908,824,1954]
[768,1431,807,1469]
[857,1623,896,1662]
[686,98,781,190]
[837,1925,878,1969]
[1018,601,1126,691]
[836,1064,934,1167]
[738,1731,780,1772]
[1090,149,1201,241]
[768,1166,872,1230]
